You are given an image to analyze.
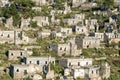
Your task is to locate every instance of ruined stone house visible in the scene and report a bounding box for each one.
[20,17,31,29]
[10,64,42,79]
[24,56,55,66]
[8,50,33,60]
[72,25,88,35]
[32,16,49,27]
[76,36,100,48]
[0,30,29,44]
[0,0,10,7]
[59,57,93,68]
[49,38,82,56]
[72,0,87,7]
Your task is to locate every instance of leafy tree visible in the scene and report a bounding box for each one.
[1,0,36,19]
[1,3,18,18]
[13,14,21,26]
[50,63,63,74]
[9,4,18,15]
[1,7,11,18]
[54,0,65,9]
[30,21,38,28]
[16,0,36,18]
[102,0,114,9]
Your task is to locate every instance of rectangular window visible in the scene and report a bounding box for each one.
[20,52,22,56]
[78,62,80,66]
[11,53,13,56]
[69,62,71,66]
[86,62,88,65]
[7,34,10,38]
[52,61,54,64]
[45,61,47,64]
[64,48,66,51]
[92,70,93,74]
[82,29,83,32]
[60,47,62,50]
[1,34,3,36]
[24,70,27,75]
[29,61,32,64]
[84,42,86,44]
[37,60,40,65]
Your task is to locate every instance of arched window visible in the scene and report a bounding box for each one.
[7,34,10,38]
[11,53,13,56]
[16,69,19,72]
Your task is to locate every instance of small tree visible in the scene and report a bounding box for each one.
[50,63,63,74]
[13,14,21,27]
[30,21,38,28]
[110,42,117,48]
[102,0,114,9]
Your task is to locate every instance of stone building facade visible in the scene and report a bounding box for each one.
[24,56,55,66]
[76,36,100,48]
[64,2,71,14]
[63,13,85,26]
[72,25,88,35]
[95,33,104,41]
[85,19,99,31]
[89,32,104,41]
[0,31,14,43]
[8,50,33,60]
[72,0,87,7]
[32,7,41,12]
[37,30,51,39]
[49,38,82,56]
[104,32,119,39]
[58,28,73,36]
[59,57,93,68]
[32,16,49,27]
[10,64,42,79]
[32,0,48,6]
[0,30,29,44]
[63,59,110,80]
[63,19,79,26]
[20,17,31,29]
[67,65,102,80]
[73,14,85,21]
[50,43,71,56]
[114,0,120,6]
